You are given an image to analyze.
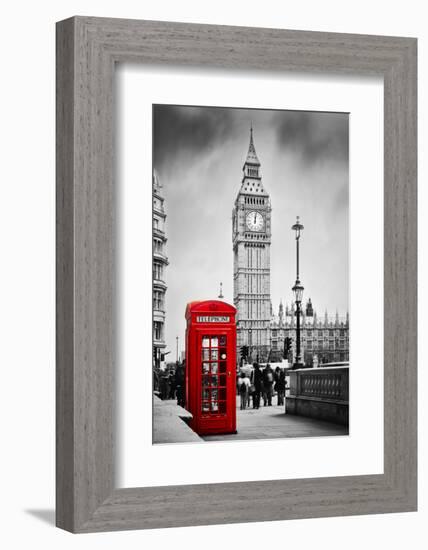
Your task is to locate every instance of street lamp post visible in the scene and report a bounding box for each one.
[248,328,252,363]
[291,216,305,369]
[176,336,179,363]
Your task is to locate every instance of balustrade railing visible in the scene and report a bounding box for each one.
[298,368,348,401]
[286,365,349,425]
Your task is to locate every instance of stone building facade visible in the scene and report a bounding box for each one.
[270,298,349,366]
[232,128,272,362]
[153,170,168,369]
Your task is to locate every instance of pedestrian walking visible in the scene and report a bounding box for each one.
[251,363,263,409]
[238,372,250,410]
[274,366,286,406]
[263,363,274,406]
[175,361,185,407]
[260,377,267,406]
[167,371,174,399]
[247,383,252,408]
[160,370,169,400]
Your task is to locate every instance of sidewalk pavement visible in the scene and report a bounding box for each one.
[153,395,347,445]
[153,395,203,444]
[202,396,348,442]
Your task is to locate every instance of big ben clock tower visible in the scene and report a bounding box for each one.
[232,127,272,363]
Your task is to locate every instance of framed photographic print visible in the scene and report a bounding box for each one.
[56,17,417,532]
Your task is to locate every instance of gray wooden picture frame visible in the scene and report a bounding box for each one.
[56,16,417,533]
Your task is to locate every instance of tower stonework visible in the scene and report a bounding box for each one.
[232,128,271,362]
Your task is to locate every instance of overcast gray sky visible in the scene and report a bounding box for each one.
[153,105,349,359]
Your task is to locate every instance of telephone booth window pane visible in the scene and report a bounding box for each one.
[202,362,210,373]
[201,334,228,416]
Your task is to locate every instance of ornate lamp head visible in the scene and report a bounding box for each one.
[291,216,304,239]
[292,280,304,303]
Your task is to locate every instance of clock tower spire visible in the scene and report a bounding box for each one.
[232,127,272,363]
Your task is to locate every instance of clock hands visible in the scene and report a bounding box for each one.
[247,211,263,230]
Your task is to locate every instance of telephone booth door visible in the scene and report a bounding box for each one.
[185,301,237,436]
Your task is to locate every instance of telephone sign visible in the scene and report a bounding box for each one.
[185,300,237,436]
[196,316,230,323]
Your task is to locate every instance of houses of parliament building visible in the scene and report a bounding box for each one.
[233,128,349,366]
[270,299,349,366]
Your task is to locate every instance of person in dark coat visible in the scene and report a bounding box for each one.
[175,362,185,407]
[251,363,263,409]
[260,376,266,406]
[275,366,286,406]
[263,363,274,406]
[159,370,169,400]
[168,369,176,400]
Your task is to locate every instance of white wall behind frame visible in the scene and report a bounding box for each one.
[2,1,425,549]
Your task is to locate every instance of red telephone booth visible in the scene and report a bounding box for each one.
[185,300,237,436]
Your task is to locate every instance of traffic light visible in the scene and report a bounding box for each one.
[283,337,293,358]
[240,345,249,359]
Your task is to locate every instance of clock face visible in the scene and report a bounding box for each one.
[246,211,264,232]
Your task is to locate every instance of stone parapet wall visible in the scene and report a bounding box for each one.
[286,366,349,426]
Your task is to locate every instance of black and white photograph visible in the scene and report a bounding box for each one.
[152,104,349,444]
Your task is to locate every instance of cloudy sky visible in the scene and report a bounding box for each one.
[153,105,349,358]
